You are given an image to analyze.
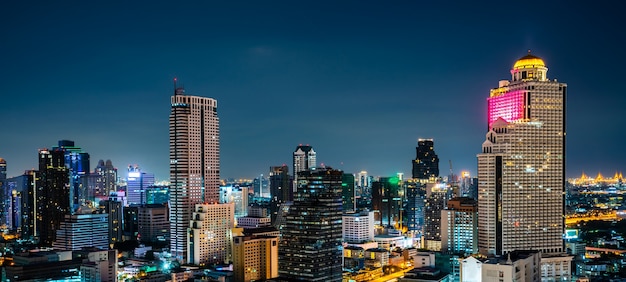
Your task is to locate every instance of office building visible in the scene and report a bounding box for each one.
[137,204,169,243]
[37,149,70,246]
[477,52,566,256]
[404,179,425,232]
[441,197,478,254]
[98,198,123,248]
[342,173,356,212]
[253,174,269,198]
[292,144,316,192]
[169,86,220,263]
[188,203,235,265]
[126,165,154,205]
[92,159,117,199]
[145,185,169,205]
[232,234,279,282]
[372,176,402,228]
[52,213,109,251]
[220,185,249,218]
[269,165,291,201]
[0,158,6,227]
[342,210,375,244]
[412,139,439,180]
[279,167,343,281]
[423,182,452,251]
[269,165,291,223]
[52,140,90,212]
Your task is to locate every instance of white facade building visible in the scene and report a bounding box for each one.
[52,213,109,251]
[342,211,375,244]
[477,53,566,256]
[188,203,234,265]
[169,87,220,263]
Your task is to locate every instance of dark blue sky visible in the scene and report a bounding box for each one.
[1,1,624,181]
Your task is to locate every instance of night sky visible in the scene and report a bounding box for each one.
[1,1,624,181]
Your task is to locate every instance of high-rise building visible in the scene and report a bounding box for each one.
[292,144,316,192]
[92,159,117,199]
[371,176,402,228]
[441,197,478,254]
[412,139,439,180]
[37,149,70,246]
[188,203,235,265]
[169,86,220,263]
[342,173,356,212]
[52,140,90,212]
[0,158,8,228]
[4,172,32,232]
[342,210,375,244]
[269,165,291,223]
[126,165,155,206]
[219,185,249,218]
[279,167,343,281]
[423,182,452,251]
[404,179,425,232]
[253,174,269,198]
[477,52,566,256]
[98,198,123,248]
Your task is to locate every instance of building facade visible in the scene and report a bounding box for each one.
[441,197,478,254]
[188,203,235,265]
[169,86,220,263]
[279,167,343,281]
[412,139,439,180]
[232,235,279,282]
[477,53,566,256]
[292,144,316,192]
[52,213,109,251]
[342,211,375,244]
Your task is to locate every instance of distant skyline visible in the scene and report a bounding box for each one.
[1,1,625,180]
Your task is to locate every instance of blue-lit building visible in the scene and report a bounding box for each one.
[126,165,154,206]
[146,185,169,205]
[52,140,90,212]
[405,180,425,232]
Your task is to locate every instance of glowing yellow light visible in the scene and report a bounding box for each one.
[513,57,545,70]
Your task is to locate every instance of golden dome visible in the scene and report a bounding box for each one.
[513,52,545,70]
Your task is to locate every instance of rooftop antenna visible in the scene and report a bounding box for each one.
[173,77,178,95]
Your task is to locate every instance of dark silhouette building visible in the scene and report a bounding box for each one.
[342,173,355,212]
[36,149,70,246]
[371,176,402,228]
[269,165,292,223]
[412,139,439,180]
[279,167,343,281]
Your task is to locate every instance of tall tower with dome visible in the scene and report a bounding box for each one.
[477,51,568,257]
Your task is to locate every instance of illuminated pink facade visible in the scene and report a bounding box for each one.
[487,90,526,128]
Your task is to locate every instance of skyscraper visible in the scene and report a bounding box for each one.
[126,165,155,206]
[37,149,70,246]
[477,52,566,256]
[292,144,316,192]
[52,140,90,212]
[371,176,402,228]
[169,86,220,263]
[412,139,439,180]
[0,158,7,227]
[279,167,343,281]
[93,159,117,198]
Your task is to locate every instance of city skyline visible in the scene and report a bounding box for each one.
[1,1,625,180]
